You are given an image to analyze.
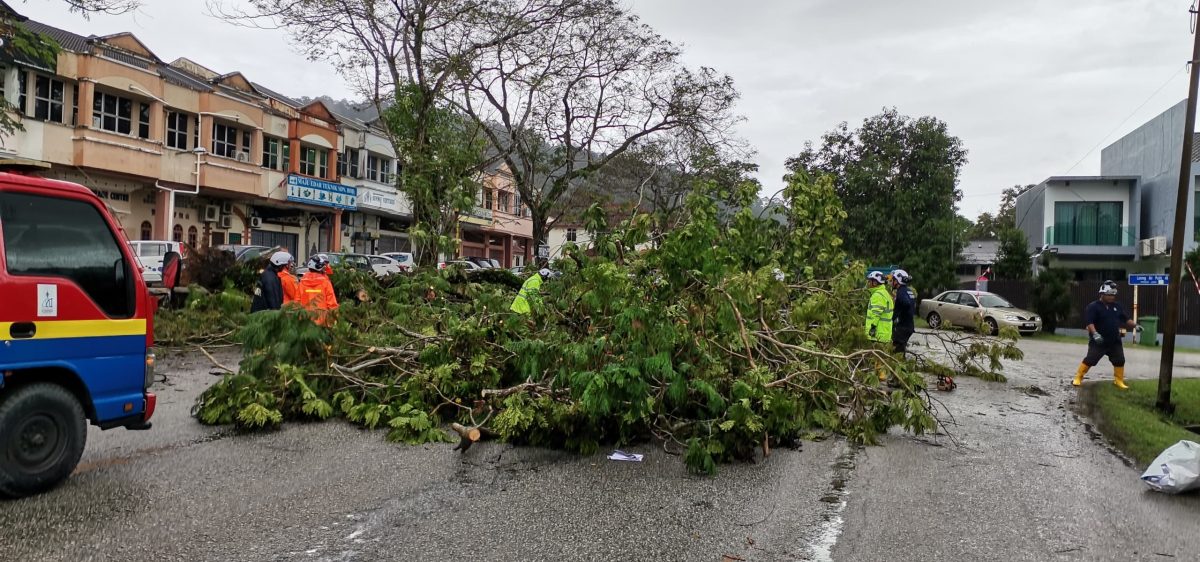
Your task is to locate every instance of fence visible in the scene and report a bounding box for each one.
[957,279,1200,335]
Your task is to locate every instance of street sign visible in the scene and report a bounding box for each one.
[1128,273,1170,286]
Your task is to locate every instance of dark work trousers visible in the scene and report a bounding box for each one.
[893,326,915,355]
[1082,340,1126,367]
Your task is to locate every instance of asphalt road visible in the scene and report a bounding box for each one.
[1,337,1198,561]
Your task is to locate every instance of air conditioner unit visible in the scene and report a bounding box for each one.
[203,205,220,222]
[249,217,263,228]
[218,215,233,230]
[235,152,250,163]
[1139,239,1153,257]
[220,200,233,214]
[1152,236,1167,254]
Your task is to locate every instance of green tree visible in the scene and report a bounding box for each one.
[994,227,1031,280]
[966,212,1001,240]
[997,184,1035,228]
[1033,268,1072,333]
[786,108,968,294]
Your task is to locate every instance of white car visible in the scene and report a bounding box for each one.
[128,240,191,284]
[438,260,482,270]
[369,255,405,277]
[380,252,414,272]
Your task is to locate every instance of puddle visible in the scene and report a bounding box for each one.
[807,443,857,562]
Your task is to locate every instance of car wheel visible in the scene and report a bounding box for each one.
[926,312,942,330]
[984,317,999,336]
[0,383,87,498]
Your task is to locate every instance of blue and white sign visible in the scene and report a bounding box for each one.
[286,175,357,210]
[1128,274,1170,286]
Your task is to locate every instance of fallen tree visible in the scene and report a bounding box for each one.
[186,172,1020,473]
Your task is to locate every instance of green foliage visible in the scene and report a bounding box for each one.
[191,172,1019,474]
[154,287,249,347]
[1033,269,1072,333]
[1084,378,1200,466]
[382,83,485,265]
[788,108,968,294]
[994,228,1031,281]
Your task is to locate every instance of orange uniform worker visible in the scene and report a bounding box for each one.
[273,251,300,305]
[298,254,338,326]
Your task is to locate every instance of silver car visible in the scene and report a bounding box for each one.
[919,290,1042,336]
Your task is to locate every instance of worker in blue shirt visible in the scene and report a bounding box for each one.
[890,269,916,354]
[1073,280,1138,389]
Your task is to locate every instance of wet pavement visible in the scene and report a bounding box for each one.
[1,336,1198,561]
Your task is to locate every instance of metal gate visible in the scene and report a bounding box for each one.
[252,230,299,254]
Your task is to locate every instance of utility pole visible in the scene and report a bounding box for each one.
[1157,4,1200,414]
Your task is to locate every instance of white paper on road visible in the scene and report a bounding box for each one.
[607,450,644,462]
[1141,440,1200,494]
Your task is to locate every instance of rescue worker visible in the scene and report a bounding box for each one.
[275,251,300,306]
[1074,280,1137,389]
[890,268,916,354]
[299,255,339,326]
[250,251,290,313]
[864,271,894,344]
[511,268,550,315]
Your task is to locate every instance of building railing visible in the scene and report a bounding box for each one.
[1044,225,1135,246]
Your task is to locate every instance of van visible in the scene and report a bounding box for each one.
[128,239,192,285]
[0,173,156,498]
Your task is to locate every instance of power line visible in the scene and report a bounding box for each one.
[1064,62,1189,175]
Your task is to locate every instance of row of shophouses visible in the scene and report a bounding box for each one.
[0,6,535,267]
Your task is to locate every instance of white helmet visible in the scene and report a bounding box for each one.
[891,269,911,285]
[867,271,886,284]
[539,268,552,278]
[270,251,294,267]
[1099,280,1118,296]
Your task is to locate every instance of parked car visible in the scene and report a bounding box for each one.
[919,290,1042,336]
[216,244,279,262]
[128,240,192,285]
[464,256,500,269]
[368,255,405,277]
[439,260,482,270]
[380,252,414,272]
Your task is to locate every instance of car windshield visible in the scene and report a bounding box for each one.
[979,294,1014,308]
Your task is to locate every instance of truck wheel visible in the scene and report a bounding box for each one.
[0,383,87,498]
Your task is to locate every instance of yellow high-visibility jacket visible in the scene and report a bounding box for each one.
[865,284,894,343]
[510,272,544,314]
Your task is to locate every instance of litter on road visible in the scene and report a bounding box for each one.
[607,450,644,462]
[1140,440,1200,494]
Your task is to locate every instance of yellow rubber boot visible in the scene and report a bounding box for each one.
[1114,366,1129,390]
[1072,363,1089,387]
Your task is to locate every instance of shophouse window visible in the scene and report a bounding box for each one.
[263,136,285,170]
[300,146,329,178]
[366,155,392,184]
[138,102,150,139]
[341,147,359,178]
[0,65,6,99]
[484,188,493,210]
[17,70,26,113]
[212,121,243,158]
[166,111,190,150]
[173,224,183,243]
[140,221,152,241]
[187,226,198,247]
[92,90,133,135]
[498,192,511,214]
[241,130,252,160]
[33,75,64,123]
[566,228,577,242]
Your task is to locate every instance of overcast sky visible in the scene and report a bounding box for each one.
[18,0,1196,218]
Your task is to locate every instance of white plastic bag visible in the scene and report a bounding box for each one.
[1140,440,1200,494]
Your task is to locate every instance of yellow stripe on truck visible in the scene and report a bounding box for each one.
[0,319,147,341]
